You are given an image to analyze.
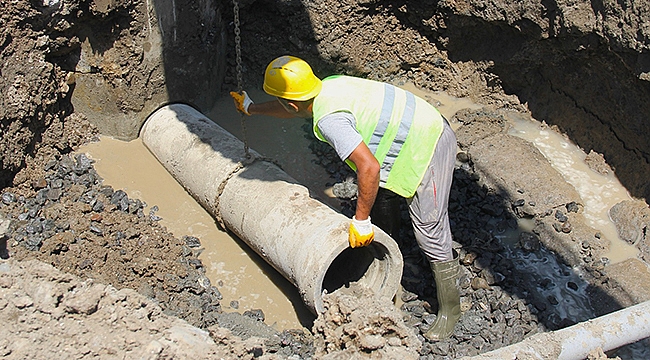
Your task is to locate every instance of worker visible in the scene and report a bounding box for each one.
[230,55,460,341]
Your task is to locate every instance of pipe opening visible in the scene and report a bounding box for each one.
[322,243,392,297]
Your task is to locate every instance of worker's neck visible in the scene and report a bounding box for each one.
[294,100,313,118]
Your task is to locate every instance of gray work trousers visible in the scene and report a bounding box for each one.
[406,118,457,263]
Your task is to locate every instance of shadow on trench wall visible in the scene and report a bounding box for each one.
[64,0,226,140]
[374,0,650,202]
[149,0,226,114]
[145,0,344,184]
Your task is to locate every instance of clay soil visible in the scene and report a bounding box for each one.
[2,0,650,358]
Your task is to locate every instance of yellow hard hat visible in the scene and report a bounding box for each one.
[263,55,322,101]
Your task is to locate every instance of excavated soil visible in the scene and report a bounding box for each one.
[2,0,650,358]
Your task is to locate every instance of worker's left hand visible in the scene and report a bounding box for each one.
[230,91,254,115]
[349,216,374,248]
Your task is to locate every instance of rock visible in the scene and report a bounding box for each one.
[566,202,580,213]
[519,232,540,252]
[32,178,48,190]
[332,178,358,199]
[0,217,10,237]
[462,252,478,266]
[11,294,34,309]
[584,150,612,175]
[1,193,15,204]
[480,269,496,285]
[457,152,470,163]
[610,200,649,244]
[359,334,386,350]
[471,277,490,290]
[243,309,265,322]
[62,282,105,315]
[183,235,202,248]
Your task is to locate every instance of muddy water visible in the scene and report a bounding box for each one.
[207,89,341,210]
[79,137,314,330]
[404,83,637,264]
[505,112,638,264]
[399,83,483,130]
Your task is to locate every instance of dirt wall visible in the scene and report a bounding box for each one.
[0,0,227,189]
[397,0,650,201]
[0,0,92,189]
[69,0,227,140]
[231,0,650,202]
[3,0,648,199]
[431,0,650,202]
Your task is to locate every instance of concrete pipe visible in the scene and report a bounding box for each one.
[463,300,650,360]
[140,104,403,314]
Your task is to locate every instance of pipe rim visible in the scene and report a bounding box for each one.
[313,233,403,314]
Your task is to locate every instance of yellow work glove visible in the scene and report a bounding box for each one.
[349,216,374,248]
[230,90,254,115]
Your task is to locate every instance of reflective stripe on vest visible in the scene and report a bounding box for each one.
[373,85,416,183]
[312,75,444,197]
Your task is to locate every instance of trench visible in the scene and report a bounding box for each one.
[4,0,650,356]
[79,84,639,338]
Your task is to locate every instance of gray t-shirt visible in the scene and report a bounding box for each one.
[316,111,363,161]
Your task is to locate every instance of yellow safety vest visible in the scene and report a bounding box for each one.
[312,75,444,198]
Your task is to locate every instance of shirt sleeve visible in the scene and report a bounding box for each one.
[316,111,363,161]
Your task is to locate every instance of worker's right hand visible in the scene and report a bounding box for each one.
[230,91,254,115]
[349,216,374,248]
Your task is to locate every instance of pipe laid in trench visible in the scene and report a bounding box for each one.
[140,104,403,314]
[464,300,650,360]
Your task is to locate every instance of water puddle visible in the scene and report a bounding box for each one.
[398,83,483,128]
[79,137,314,330]
[508,246,593,322]
[495,218,537,247]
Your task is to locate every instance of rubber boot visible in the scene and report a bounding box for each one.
[424,256,461,341]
